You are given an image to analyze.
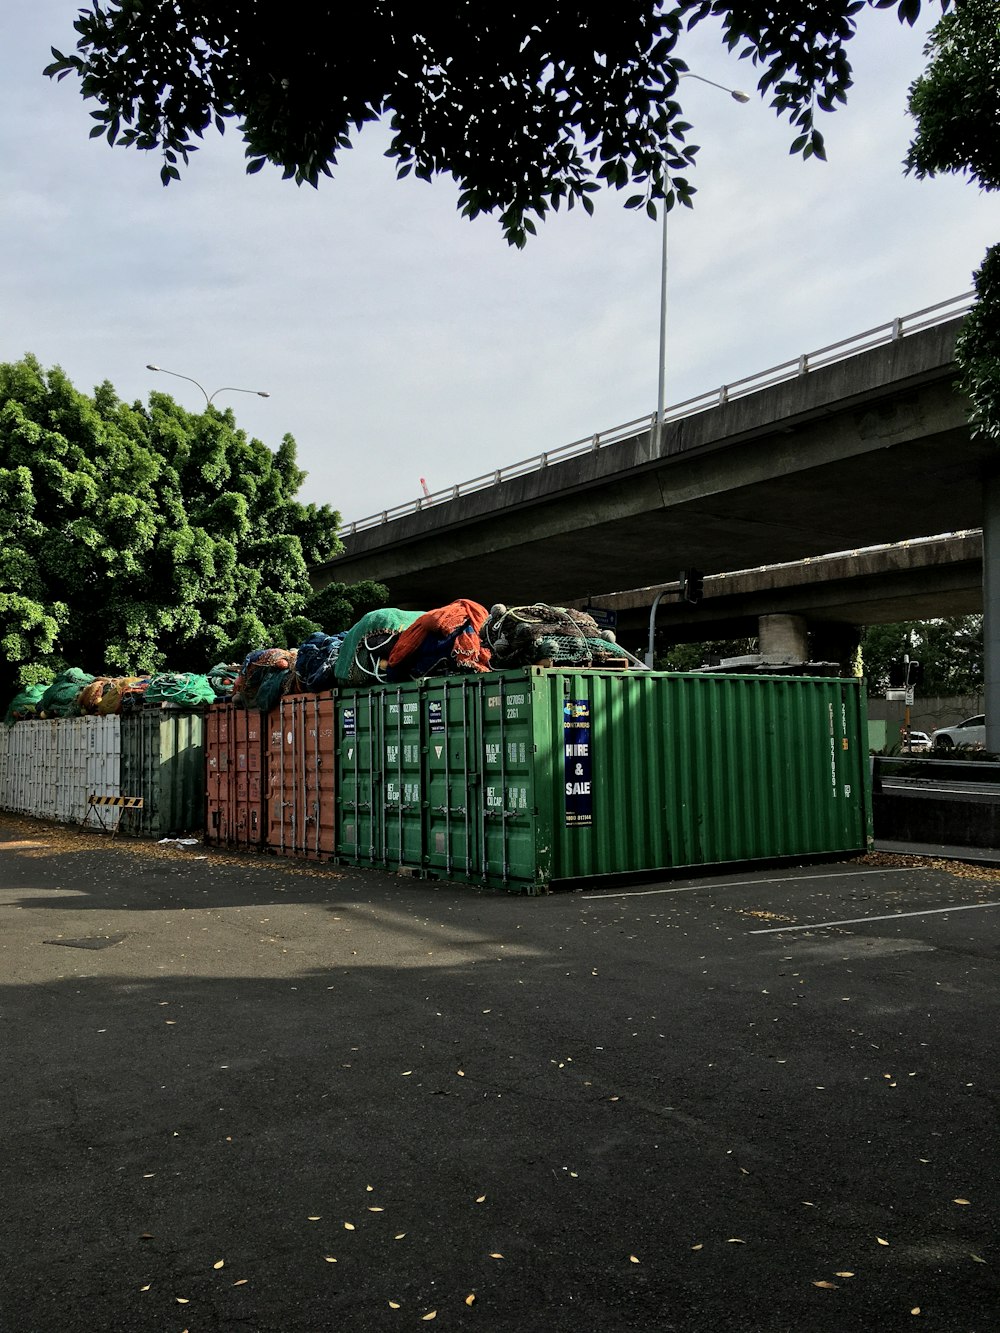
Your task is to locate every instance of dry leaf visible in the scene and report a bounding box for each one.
[954,1198,971,1206]
[476,1195,486,1204]
[813,1281,837,1289]
[911,1308,921,1316]
[344,1222,356,1230]
[609,1096,620,1102]
[394,1233,406,1240]
[366,1185,374,1192]
[629,1255,640,1264]
[877,1237,889,1246]
[457,1070,465,1077]
[139,1233,153,1239]
[465,1294,476,1306]
[308,1216,321,1221]
[489,1252,504,1259]
[691,1244,703,1251]
[835,1272,855,1278]
[422,1312,437,1321]
[140,1284,151,1292]
[401,1071,413,1077]
[971,1254,986,1264]
[368,1207,384,1213]
[176,1297,190,1304]
[388,1301,401,1309]
[324,1256,337,1263]
[727,1238,745,1244]
[213,1260,224,1270]
[233,1279,248,1287]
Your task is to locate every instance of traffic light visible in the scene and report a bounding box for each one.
[681,569,703,605]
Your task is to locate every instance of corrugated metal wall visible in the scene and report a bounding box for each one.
[0,717,120,823]
[120,712,206,837]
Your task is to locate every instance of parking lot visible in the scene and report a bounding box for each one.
[2,815,998,1332]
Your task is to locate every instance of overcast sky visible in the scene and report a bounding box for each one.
[2,4,996,525]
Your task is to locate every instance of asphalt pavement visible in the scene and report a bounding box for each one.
[2,815,999,1333]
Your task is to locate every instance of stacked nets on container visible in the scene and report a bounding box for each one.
[102,677,152,714]
[334,610,423,687]
[295,632,347,692]
[483,604,622,668]
[385,600,491,681]
[234,647,298,710]
[38,668,96,717]
[3,683,49,726]
[145,672,218,709]
[207,663,241,698]
[78,678,121,714]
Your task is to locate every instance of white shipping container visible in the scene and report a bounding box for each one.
[0,717,121,823]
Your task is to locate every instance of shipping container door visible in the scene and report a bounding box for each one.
[382,687,423,869]
[267,695,336,858]
[336,691,383,865]
[478,674,542,889]
[423,679,479,880]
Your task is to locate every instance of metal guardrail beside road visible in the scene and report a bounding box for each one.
[343,293,974,537]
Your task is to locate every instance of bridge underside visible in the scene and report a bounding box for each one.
[315,321,989,625]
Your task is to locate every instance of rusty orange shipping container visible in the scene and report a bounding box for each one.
[204,704,268,848]
[266,694,336,859]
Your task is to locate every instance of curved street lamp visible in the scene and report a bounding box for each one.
[656,72,750,435]
[146,364,270,406]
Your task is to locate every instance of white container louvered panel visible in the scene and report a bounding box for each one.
[0,717,121,822]
[0,726,10,811]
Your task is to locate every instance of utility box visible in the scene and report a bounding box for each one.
[336,669,872,892]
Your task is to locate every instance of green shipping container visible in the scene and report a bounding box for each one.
[335,669,872,892]
[120,711,206,837]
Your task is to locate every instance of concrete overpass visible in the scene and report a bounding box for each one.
[566,531,984,644]
[316,299,982,608]
[313,294,1000,745]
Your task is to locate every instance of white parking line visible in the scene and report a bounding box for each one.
[581,867,928,901]
[749,901,1000,934]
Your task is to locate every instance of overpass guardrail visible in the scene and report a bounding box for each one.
[343,292,973,537]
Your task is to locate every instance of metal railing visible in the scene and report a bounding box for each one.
[342,292,974,537]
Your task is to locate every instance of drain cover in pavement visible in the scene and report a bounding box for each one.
[44,934,126,950]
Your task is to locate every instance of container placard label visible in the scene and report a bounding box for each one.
[343,708,356,738]
[429,701,444,735]
[564,699,592,826]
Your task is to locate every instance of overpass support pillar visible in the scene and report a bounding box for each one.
[759,614,809,665]
[985,472,1000,752]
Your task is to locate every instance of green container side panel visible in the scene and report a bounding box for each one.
[120,712,206,837]
[383,686,424,867]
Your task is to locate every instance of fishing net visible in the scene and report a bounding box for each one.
[295,632,347,692]
[234,647,298,710]
[38,668,96,717]
[334,610,423,686]
[3,683,48,726]
[207,663,241,697]
[102,677,152,714]
[483,605,623,669]
[145,672,218,708]
[385,600,491,680]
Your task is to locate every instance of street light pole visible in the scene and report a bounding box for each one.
[146,364,270,406]
[656,73,749,445]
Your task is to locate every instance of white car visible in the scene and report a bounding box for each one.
[932,715,986,750]
[901,729,932,754]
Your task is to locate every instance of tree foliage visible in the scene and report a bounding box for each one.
[906,0,1000,438]
[44,0,939,247]
[860,616,983,694]
[0,356,385,699]
[905,0,1000,188]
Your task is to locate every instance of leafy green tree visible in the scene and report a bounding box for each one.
[860,616,983,695]
[656,636,758,670]
[906,0,1000,437]
[0,355,381,699]
[44,0,939,247]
